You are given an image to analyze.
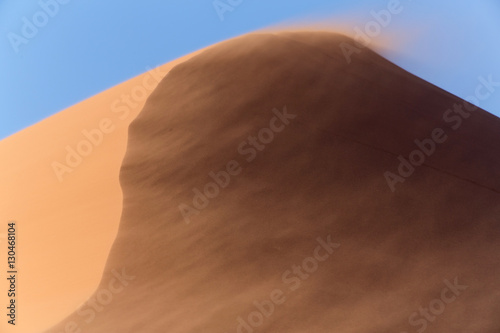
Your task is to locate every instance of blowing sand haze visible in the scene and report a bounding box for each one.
[37,31,500,332]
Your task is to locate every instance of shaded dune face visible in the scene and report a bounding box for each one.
[48,32,500,332]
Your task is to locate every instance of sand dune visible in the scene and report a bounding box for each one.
[0,52,200,333]
[18,31,500,332]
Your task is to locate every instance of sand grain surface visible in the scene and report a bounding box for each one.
[24,31,500,332]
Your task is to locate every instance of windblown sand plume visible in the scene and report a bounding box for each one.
[46,31,500,332]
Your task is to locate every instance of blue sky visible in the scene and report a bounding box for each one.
[0,0,499,139]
